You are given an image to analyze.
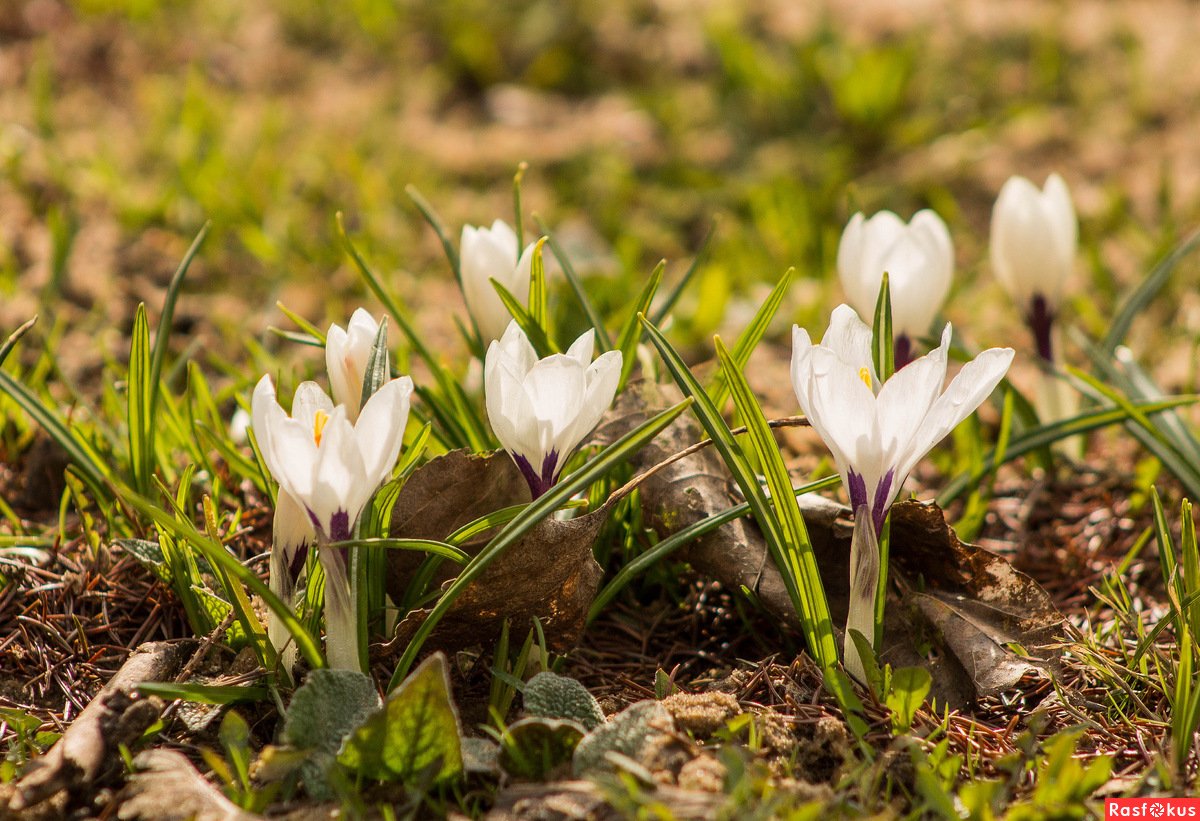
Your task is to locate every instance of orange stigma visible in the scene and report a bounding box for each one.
[313,410,329,445]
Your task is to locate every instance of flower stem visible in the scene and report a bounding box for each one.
[319,537,362,672]
[844,507,881,682]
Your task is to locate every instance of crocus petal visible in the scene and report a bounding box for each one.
[991,174,1076,312]
[874,324,950,466]
[900,346,1015,482]
[291,381,335,429]
[564,328,596,368]
[820,304,876,380]
[354,376,412,486]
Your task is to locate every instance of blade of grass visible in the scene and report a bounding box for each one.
[589,475,840,621]
[534,215,613,351]
[116,482,324,670]
[389,396,693,688]
[128,303,154,495]
[613,261,664,390]
[405,184,461,286]
[937,397,1198,504]
[492,279,556,356]
[0,316,37,367]
[872,271,893,382]
[512,162,528,251]
[1102,227,1200,354]
[708,267,794,412]
[652,218,715,324]
[527,237,552,347]
[275,301,327,345]
[715,336,838,670]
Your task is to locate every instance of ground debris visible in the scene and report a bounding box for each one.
[117,749,256,821]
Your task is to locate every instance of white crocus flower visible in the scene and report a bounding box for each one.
[791,304,1013,680]
[267,490,313,675]
[990,173,1077,363]
[485,321,621,498]
[461,219,536,344]
[325,308,382,422]
[837,210,954,365]
[252,373,412,671]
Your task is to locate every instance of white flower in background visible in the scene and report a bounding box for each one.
[791,304,1013,679]
[252,373,412,670]
[990,173,1077,362]
[837,210,954,362]
[461,219,536,344]
[229,407,252,445]
[485,321,621,498]
[325,308,382,422]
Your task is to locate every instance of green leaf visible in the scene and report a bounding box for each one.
[116,483,324,670]
[528,237,551,345]
[651,218,715,324]
[936,397,1198,505]
[0,317,37,368]
[275,301,327,345]
[147,222,208,456]
[339,653,462,785]
[325,537,467,564]
[534,215,613,351]
[405,185,461,286]
[715,336,837,670]
[284,669,382,753]
[492,278,556,357]
[499,717,585,780]
[613,260,663,391]
[390,396,693,687]
[128,303,154,495]
[523,672,604,731]
[643,312,836,671]
[0,372,110,497]
[872,271,893,382]
[137,682,268,705]
[359,316,390,411]
[1102,227,1200,354]
[707,266,793,411]
[512,162,528,251]
[588,475,840,621]
[886,667,932,733]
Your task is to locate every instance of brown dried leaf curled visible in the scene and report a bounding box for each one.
[386,449,604,654]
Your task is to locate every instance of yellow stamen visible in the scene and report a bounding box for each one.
[858,367,872,389]
[313,410,329,446]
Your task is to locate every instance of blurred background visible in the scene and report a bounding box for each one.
[1,0,1198,385]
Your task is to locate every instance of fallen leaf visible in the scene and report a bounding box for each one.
[386,450,605,653]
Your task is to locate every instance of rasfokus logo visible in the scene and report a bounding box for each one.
[1107,799,1200,818]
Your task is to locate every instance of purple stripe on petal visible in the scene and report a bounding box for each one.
[513,452,554,499]
[894,334,913,371]
[1028,294,1056,364]
[329,510,351,543]
[847,470,868,514]
[288,543,309,583]
[871,468,895,536]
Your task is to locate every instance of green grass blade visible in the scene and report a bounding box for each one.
[0,317,37,367]
[492,279,556,357]
[589,475,839,621]
[325,538,468,563]
[275,301,327,345]
[359,317,390,409]
[1102,227,1200,354]
[872,271,893,382]
[642,313,836,670]
[116,482,324,670]
[937,397,1198,505]
[715,336,838,669]
[138,682,268,705]
[128,303,154,495]
[528,237,552,346]
[534,215,613,351]
[405,184,461,286]
[652,218,715,324]
[708,266,793,411]
[512,162,528,251]
[613,261,664,390]
[389,396,693,688]
[148,222,208,417]
[0,371,110,495]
